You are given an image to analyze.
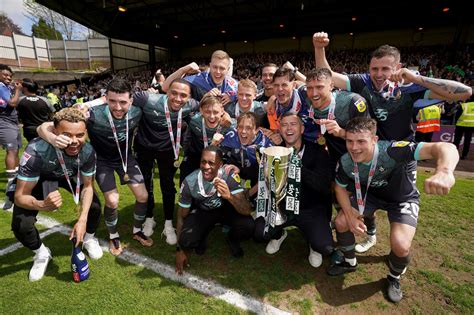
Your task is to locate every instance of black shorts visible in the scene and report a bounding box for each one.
[350,194,420,228]
[96,156,144,193]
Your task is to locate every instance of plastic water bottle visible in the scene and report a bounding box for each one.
[71,237,90,282]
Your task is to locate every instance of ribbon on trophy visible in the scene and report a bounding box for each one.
[256,146,301,234]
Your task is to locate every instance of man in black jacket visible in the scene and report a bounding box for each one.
[255,112,333,268]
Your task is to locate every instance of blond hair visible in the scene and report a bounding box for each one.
[211,50,230,61]
[238,79,257,94]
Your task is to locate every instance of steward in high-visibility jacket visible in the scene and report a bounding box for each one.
[456,102,474,127]
[416,104,442,133]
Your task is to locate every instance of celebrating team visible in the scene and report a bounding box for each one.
[4,33,471,303]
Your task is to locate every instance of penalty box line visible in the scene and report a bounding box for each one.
[0,214,289,315]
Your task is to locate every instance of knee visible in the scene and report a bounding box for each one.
[334,212,349,232]
[105,194,120,209]
[135,188,148,203]
[391,237,412,257]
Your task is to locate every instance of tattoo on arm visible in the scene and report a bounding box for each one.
[421,77,470,95]
[229,193,252,215]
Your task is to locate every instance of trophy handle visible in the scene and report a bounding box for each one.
[271,157,287,226]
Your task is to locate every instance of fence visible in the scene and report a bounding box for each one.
[0,34,110,70]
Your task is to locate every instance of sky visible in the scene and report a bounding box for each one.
[1,0,34,35]
[1,0,90,38]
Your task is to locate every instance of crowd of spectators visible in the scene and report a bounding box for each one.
[36,44,473,123]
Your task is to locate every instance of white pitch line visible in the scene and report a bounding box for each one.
[0,214,290,315]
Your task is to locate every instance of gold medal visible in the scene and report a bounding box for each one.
[173,160,181,168]
[317,135,326,146]
[123,173,130,182]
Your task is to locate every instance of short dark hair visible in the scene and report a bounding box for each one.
[22,78,38,93]
[371,45,400,63]
[237,112,259,129]
[345,117,377,135]
[280,112,303,124]
[169,78,191,90]
[0,64,13,73]
[202,145,223,163]
[106,78,132,96]
[306,68,332,82]
[272,67,295,83]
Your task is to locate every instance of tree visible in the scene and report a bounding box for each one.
[23,0,87,40]
[0,11,25,36]
[32,18,63,40]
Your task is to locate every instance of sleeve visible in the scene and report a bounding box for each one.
[81,147,97,177]
[335,160,350,188]
[386,141,423,162]
[226,172,244,195]
[178,180,192,208]
[347,74,369,94]
[349,94,370,119]
[132,91,149,109]
[17,148,42,182]
[0,85,10,108]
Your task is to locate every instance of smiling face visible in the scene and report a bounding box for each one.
[279,114,304,148]
[345,130,378,163]
[55,120,87,157]
[200,150,222,181]
[0,69,13,85]
[261,65,277,90]
[167,82,191,112]
[306,76,333,110]
[209,57,229,85]
[237,86,256,111]
[237,116,257,146]
[369,55,400,91]
[273,75,296,106]
[106,91,132,119]
[201,101,224,129]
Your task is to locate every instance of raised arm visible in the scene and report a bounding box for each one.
[162,62,200,92]
[37,121,71,148]
[313,32,350,90]
[417,142,459,194]
[390,69,472,102]
[215,180,252,216]
[7,81,22,107]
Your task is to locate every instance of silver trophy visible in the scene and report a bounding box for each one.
[262,146,293,226]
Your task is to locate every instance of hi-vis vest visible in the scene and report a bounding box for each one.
[416,104,441,133]
[456,102,474,127]
[47,92,59,105]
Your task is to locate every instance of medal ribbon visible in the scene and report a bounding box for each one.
[164,103,182,160]
[353,144,379,216]
[107,110,129,175]
[197,168,223,197]
[202,118,222,148]
[308,92,336,135]
[55,148,80,205]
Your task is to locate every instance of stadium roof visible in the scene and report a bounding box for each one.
[37,0,463,49]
